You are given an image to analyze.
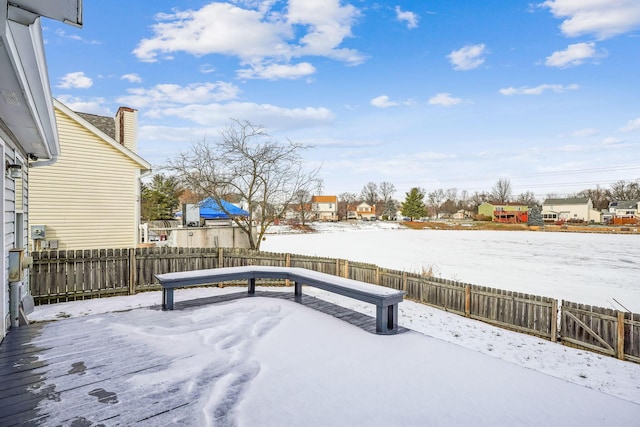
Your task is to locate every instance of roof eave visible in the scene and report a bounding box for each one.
[0,16,57,160]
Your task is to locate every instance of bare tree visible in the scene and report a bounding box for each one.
[427,189,445,218]
[292,188,314,225]
[577,186,609,210]
[338,192,358,220]
[491,178,512,204]
[609,179,640,201]
[379,181,397,219]
[515,191,538,207]
[361,182,379,206]
[167,119,318,250]
[468,191,489,212]
[458,189,470,212]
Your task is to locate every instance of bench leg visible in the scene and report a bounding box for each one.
[294,281,302,302]
[376,304,398,334]
[162,288,174,310]
[248,278,256,295]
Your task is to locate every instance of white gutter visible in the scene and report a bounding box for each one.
[28,156,58,168]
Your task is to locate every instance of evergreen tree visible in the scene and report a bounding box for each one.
[141,174,182,220]
[527,205,544,227]
[401,187,427,221]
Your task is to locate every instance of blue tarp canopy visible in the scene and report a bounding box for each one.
[198,198,249,219]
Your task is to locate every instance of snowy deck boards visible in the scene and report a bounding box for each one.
[0,291,406,426]
[156,265,406,334]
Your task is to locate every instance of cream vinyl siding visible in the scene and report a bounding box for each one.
[29,109,143,250]
[116,108,137,152]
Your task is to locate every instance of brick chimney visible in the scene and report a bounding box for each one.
[115,106,138,152]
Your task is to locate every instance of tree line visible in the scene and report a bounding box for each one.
[141,119,640,249]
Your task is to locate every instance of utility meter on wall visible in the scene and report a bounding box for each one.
[31,225,45,240]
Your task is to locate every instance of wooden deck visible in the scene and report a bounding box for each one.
[0,291,406,426]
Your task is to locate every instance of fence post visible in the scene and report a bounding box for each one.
[285,253,291,287]
[343,260,349,278]
[465,285,471,318]
[218,247,224,268]
[551,299,558,342]
[617,311,625,360]
[375,267,380,285]
[129,248,137,295]
[402,272,407,293]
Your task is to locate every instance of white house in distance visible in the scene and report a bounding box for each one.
[0,0,83,340]
[356,202,376,220]
[311,195,338,221]
[541,197,601,223]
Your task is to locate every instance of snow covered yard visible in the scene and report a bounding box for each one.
[5,223,640,425]
[12,287,640,426]
[264,222,640,312]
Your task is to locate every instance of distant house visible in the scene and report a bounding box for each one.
[541,197,601,223]
[1,1,83,339]
[29,100,152,250]
[477,202,528,223]
[452,210,474,220]
[606,200,640,224]
[356,202,376,220]
[311,195,338,221]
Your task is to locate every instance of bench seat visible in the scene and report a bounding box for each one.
[155,266,405,334]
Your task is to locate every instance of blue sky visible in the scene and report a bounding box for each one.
[42,1,640,200]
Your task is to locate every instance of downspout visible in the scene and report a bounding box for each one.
[28,155,58,168]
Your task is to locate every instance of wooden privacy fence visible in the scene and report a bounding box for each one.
[30,247,639,363]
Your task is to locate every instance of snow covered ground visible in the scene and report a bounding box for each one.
[28,287,640,426]
[264,221,640,313]
[23,222,640,425]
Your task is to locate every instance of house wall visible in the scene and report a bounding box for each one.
[1,132,28,338]
[542,201,597,222]
[477,202,494,219]
[28,108,144,250]
[313,202,337,220]
[356,203,376,219]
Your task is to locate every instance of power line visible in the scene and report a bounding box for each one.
[428,164,640,185]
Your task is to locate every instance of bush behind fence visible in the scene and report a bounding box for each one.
[30,247,639,363]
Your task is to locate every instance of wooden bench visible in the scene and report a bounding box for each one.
[155,266,406,335]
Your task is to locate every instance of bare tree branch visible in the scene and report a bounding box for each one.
[166,119,318,249]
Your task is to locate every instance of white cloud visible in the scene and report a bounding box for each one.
[395,6,418,29]
[145,102,335,131]
[57,72,93,89]
[56,95,112,116]
[602,136,624,145]
[121,73,142,83]
[428,93,462,106]
[199,64,216,74]
[54,29,100,45]
[545,42,604,68]
[570,128,598,137]
[447,44,487,71]
[116,82,240,108]
[541,0,640,40]
[237,62,316,80]
[370,95,399,108]
[133,1,363,78]
[558,144,583,152]
[621,118,640,132]
[499,83,579,95]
